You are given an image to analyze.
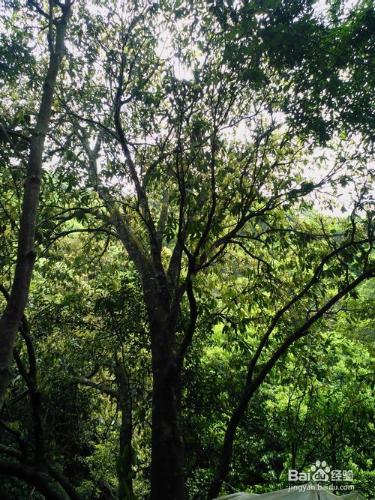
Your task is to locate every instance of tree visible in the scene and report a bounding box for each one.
[0,0,73,405]
[53,2,374,498]
[181,279,375,496]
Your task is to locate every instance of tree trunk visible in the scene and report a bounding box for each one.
[0,3,71,405]
[150,317,185,500]
[208,388,253,499]
[115,361,135,500]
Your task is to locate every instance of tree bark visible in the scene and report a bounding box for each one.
[150,315,185,500]
[0,2,71,405]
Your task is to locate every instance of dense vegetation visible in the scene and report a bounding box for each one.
[0,1,374,499]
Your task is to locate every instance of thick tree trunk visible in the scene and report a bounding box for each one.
[150,318,185,500]
[0,4,71,405]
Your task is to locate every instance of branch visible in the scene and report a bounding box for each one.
[41,227,115,254]
[176,275,198,372]
[76,377,118,398]
[111,209,152,279]
[193,130,218,259]
[27,0,51,21]
[255,268,375,395]
[244,237,371,385]
[76,121,153,284]
[112,37,162,268]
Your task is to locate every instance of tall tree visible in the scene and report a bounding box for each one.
[52,2,374,498]
[0,0,73,404]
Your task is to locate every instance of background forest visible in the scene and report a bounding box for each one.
[0,0,374,499]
